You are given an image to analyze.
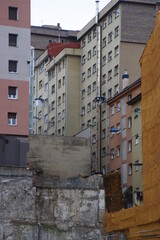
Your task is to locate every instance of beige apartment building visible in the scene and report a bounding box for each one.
[128,93,143,205]
[77,0,156,173]
[33,42,81,136]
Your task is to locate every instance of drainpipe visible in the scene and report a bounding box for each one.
[96,0,102,173]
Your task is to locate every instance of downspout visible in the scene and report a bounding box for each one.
[96,0,102,173]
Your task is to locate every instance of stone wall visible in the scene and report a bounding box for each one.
[0,167,106,240]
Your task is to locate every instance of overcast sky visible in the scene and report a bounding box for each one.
[31,0,111,30]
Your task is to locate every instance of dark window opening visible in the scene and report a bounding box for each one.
[9,34,17,47]
[9,7,18,20]
[9,60,17,72]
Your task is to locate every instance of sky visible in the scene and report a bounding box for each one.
[31,0,111,31]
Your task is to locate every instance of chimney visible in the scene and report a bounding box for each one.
[122,70,129,89]
[95,1,100,24]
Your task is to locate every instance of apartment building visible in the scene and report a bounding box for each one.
[33,42,81,136]
[128,93,143,205]
[31,24,79,59]
[77,0,156,173]
[0,0,30,165]
[107,75,141,194]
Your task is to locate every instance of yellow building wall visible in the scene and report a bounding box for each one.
[105,11,160,239]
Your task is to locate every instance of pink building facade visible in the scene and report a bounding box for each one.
[0,0,30,136]
[107,78,141,189]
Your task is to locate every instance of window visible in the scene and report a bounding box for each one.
[38,126,42,134]
[58,112,61,122]
[103,37,106,48]
[51,84,55,94]
[117,123,120,134]
[108,70,112,81]
[114,65,118,76]
[129,163,132,175]
[93,46,96,56]
[116,101,120,111]
[45,99,48,107]
[93,28,96,38]
[102,110,106,120]
[58,63,61,72]
[88,32,92,42]
[108,13,112,24]
[51,101,55,110]
[135,134,139,144]
[134,108,139,118]
[100,74,106,85]
[103,55,106,66]
[82,89,85,99]
[58,129,61,136]
[135,160,139,171]
[93,63,96,74]
[9,34,17,47]
[103,18,107,29]
[8,86,17,99]
[108,88,112,99]
[88,50,92,60]
[111,105,114,115]
[102,147,106,157]
[115,45,119,56]
[81,106,85,116]
[111,126,114,137]
[39,80,43,90]
[108,32,112,43]
[102,129,106,139]
[39,63,44,74]
[62,76,65,85]
[117,145,120,157]
[9,7,18,20]
[62,110,65,119]
[44,114,48,123]
[92,152,96,161]
[87,102,91,112]
[38,111,42,119]
[9,60,17,72]
[58,96,61,105]
[82,72,85,82]
[82,37,86,47]
[111,149,115,159]
[58,79,61,88]
[93,81,96,91]
[92,100,96,109]
[62,93,65,102]
[52,68,55,78]
[114,84,119,95]
[128,94,132,101]
[115,8,120,18]
[115,26,119,37]
[87,119,91,127]
[88,68,91,77]
[128,140,132,152]
[108,51,112,62]
[63,59,65,69]
[128,117,132,128]
[92,134,96,144]
[92,116,96,126]
[8,112,17,125]
[62,126,65,136]
[87,85,91,95]
[45,83,48,92]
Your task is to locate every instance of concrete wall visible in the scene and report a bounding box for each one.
[0,167,106,240]
[27,135,91,178]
